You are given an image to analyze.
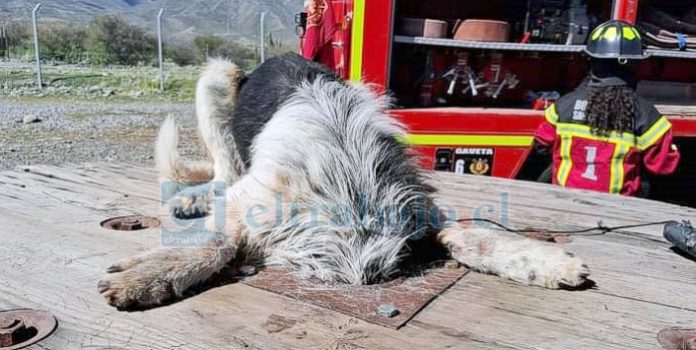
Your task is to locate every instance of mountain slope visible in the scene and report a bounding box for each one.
[0,0,304,43]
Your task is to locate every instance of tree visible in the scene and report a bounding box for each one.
[40,22,88,63]
[0,21,31,59]
[87,15,155,65]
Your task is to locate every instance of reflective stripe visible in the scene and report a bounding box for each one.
[349,0,365,82]
[557,134,573,185]
[403,134,534,147]
[637,116,671,150]
[556,122,634,193]
[556,122,637,146]
[609,143,630,193]
[545,105,559,125]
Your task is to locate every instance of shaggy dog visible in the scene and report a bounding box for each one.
[98,53,589,309]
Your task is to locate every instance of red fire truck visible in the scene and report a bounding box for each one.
[299,0,696,206]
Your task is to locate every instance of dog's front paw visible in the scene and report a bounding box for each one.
[98,257,176,309]
[524,246,590,289]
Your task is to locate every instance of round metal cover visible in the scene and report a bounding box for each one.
[658,327,696,350]
[0,309,57,349]
[100,215,160,231]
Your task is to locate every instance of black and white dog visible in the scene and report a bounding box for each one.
[98,53,589,309]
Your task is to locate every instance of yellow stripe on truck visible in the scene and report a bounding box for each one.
[349,0,365,82]
[403,134,534,147]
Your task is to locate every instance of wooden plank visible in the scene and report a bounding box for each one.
[413,273,696,350]
[1,163,695,350]
[657,105,696,117]
[0,164,503,349]
[432,172,696,239]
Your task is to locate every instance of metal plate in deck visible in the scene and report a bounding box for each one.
[243,264,469,329]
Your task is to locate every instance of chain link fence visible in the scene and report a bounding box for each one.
[0,11,298,101]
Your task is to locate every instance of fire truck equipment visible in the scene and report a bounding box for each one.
[585,20,647,60]
[295,11,308,36]
[453,20,510,42]
[525,0,592,44]
[418,50,437,106]
[478,53,520,99]
[305,0,696,206]
[639,22,696,51]
[566,0,592,44]
[644,6,696,36]
[397,18,448,38]
[663,221,696,259]
[441,52,480,97]
[491,74,520,99]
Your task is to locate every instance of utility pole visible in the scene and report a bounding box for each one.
[32,3,42,90]
[259,12,266,63]
[157,8,164,92]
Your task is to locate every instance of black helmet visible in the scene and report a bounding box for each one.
[585,20,647,60]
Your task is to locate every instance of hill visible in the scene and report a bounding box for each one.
[0,0,303,44]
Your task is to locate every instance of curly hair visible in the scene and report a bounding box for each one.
[585,59,638,137]
[586,84,637,137]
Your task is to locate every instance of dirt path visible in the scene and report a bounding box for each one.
[0,98,205,169]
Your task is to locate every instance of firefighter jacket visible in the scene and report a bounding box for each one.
[534,83,680,196]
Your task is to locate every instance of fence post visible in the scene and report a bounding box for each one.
[259,12,266,63]
[32,3,42,90]
[157,8,164,92]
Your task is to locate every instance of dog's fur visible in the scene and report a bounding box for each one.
[99,53,590,309]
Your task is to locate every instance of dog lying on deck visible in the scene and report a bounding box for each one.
[98,53,589,309]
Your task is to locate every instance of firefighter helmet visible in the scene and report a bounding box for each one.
[585,20,647,60]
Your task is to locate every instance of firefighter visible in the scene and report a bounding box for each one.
[534,20,680,196]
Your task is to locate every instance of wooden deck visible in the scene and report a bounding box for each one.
[1,162,695,349]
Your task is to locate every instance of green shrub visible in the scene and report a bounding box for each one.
[39,22,89,63]
[165,42,200,66]
[87,15,156,65]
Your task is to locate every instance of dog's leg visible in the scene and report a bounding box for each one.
[196,58,247,184]
[157,59,247,220]
[437,225,590,289]
[100,179,249,309]
[98,215,245,309]
[99,172,283,309]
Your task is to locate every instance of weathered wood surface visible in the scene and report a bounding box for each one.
[1,162,695,350]
[657,105,696,117]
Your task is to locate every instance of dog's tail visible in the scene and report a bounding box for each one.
[155,116,214,184]
[195,58,247,183]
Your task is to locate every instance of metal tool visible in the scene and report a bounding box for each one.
[490,74,520,99]
[663,221,696,259]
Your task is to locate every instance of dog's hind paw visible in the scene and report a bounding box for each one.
[168,183,215,219]
[520,245,590,289]
[170,194,210,219]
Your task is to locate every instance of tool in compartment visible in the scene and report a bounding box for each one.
[490,74,520,99]
[479,53,520,99]
[441,52,481,97]
[524,0,592,45]
[418,49,447,107]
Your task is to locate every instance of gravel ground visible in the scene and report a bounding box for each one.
[0,98,205,170]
